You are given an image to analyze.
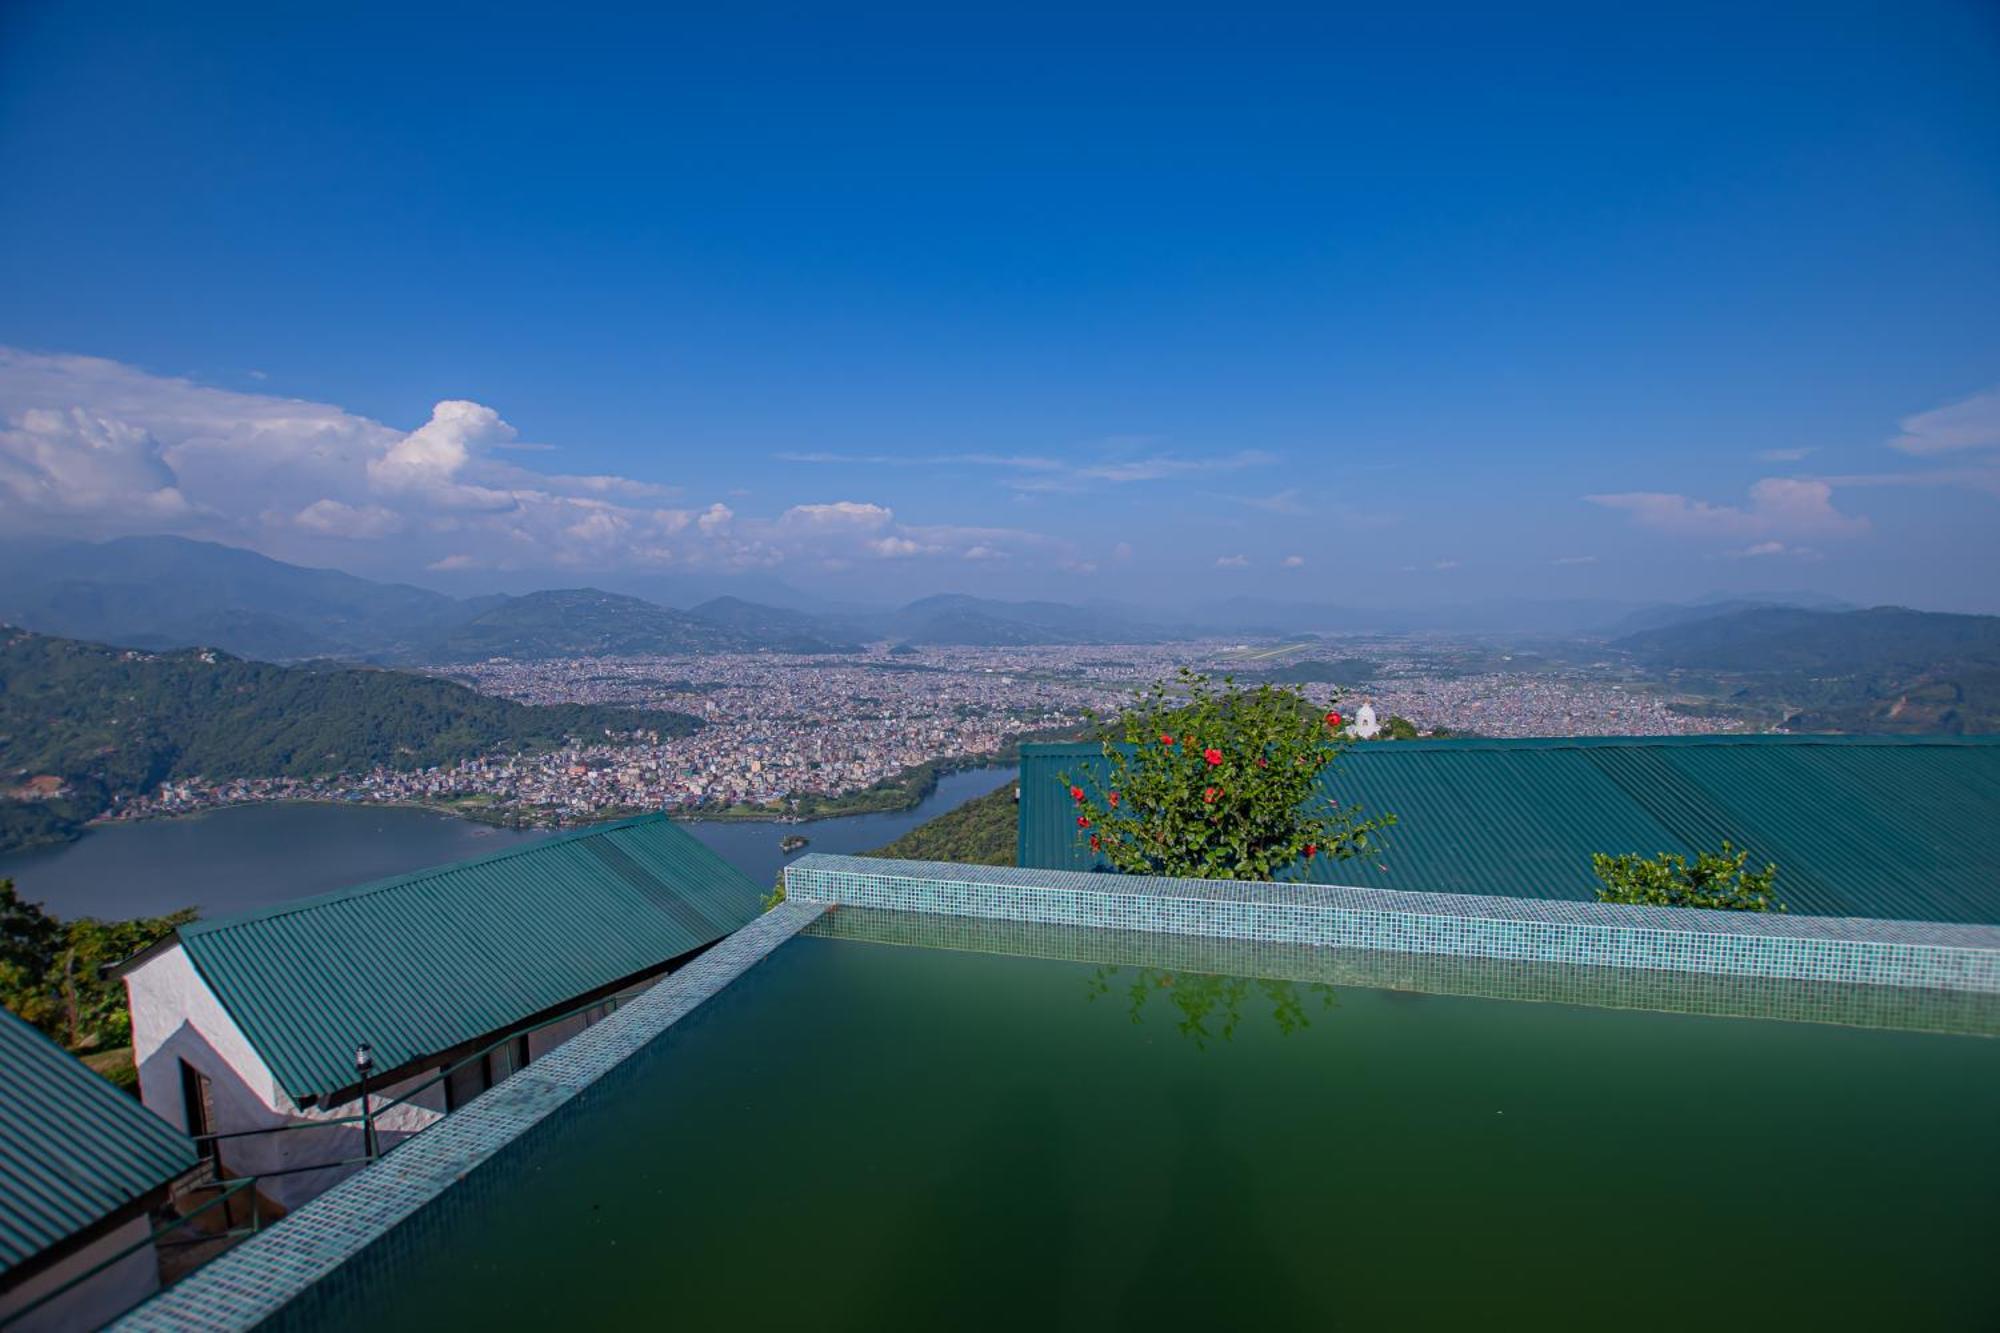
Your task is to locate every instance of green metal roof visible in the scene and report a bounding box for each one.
[0,1008,196,1275]
[1020,735,2000,925]
[174,814,763,1104]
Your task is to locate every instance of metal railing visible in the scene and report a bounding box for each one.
[0,990,628,1329]
[0,1178,261,1329]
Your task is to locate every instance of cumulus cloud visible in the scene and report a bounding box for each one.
[1281,554,1306,567]
[1215,554,1250,568]
[292,499,403,539]
[1891,387,2000,455]
[0,348,1105,578]
[0,405,198,524]
[1586,477,1868,542]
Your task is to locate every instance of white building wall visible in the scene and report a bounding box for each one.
[0,1215,157,1332]
[123,946,662,1213]
[123,945,445,1211]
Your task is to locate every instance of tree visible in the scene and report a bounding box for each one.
[1061,669,1393,881]
[1590,843,1784,913]
[0,879,194,1052]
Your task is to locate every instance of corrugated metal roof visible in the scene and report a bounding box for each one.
[0,1008,196,1275]
[1020,736,2000,925]
[175,814,763,1104]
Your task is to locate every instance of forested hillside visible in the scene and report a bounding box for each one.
[1614,606,2000,733]
[0,628,700,850]
[864,779,1019,866]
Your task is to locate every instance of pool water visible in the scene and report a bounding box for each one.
[299,930,2000,1330]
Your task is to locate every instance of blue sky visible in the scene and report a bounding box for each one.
[2,1,1997,610]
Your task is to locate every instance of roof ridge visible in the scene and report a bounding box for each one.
[179,811,672,937]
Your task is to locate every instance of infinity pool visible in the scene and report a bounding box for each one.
[294,922,2000,1330]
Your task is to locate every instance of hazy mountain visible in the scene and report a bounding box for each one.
[1614,606,2000,674]
[686,596,859,653]
[1615,606,2000,734]
[422,588,753,661]
[0,536,482,660]
[1600,592,1859,639]
[875,594,1173,645]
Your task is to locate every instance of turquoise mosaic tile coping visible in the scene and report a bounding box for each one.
[784,856,2000,994]
[110,900,827,1333]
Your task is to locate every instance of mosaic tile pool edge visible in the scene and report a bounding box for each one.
[785,856,2000,994]
[808,907,2000,1037]
[110,900,828,1333]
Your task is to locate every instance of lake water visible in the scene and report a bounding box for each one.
[0,766,1016,921]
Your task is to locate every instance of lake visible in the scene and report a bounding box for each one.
[0,766,1017,921]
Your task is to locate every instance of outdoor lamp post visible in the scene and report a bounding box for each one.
[355,1042,378,1160]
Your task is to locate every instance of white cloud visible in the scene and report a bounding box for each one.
[779,500,894,531]
[1891,387,2000,455]
[292,499,403,539]
[1552,554,1598,566]
[779,445,1276,493]
[1432,559,1460,571]
[0,348,1158,580]
[1816,464,2000,497]
[0,405,198,524]
[1739,540,1788,557]
[1235,488,1306,515]
[1281,554,1306,567]
[1586,477,1868,542]
[1756,447,1813,462]
[1215,554,1250,568]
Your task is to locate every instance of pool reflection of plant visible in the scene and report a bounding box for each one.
[1087,966,1336,1048]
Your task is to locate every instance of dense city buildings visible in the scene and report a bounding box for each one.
[109,640,1744,828]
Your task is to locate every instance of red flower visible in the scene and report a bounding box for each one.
[1076,815,1091,829]
[1107,791,1120,808]
[1256,757,1268,768]
[1203,786,1219,803]
[1203,747,1223,766]
[1159,733,1175,746]
[1069,784,1084,803]
[1325,711,1343,727]
[1089,834,1102,851]
[1304,843,1317,858]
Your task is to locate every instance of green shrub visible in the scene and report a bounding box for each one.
[1591,843,1783,913]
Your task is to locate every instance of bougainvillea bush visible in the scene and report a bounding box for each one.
[1060,669,1393,881]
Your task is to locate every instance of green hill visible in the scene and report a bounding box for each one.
[423,588,753,660]
[864,779,1019,866]
[0,627,701,851]
[1615,606,2000,733]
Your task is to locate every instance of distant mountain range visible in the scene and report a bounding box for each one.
[0,537,1194,659]
[0,536,1982,675]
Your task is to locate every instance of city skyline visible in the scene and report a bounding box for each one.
[3,3,1999,611]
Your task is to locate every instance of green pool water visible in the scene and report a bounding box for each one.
[299,929,2000,1331]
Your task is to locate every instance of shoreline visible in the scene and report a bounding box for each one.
[53,763,1014,839]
